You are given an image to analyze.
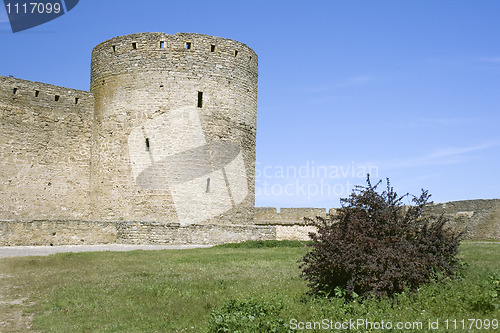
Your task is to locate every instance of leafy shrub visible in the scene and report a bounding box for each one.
[299,175,462,299]
[206,297,291,333]
[472,273,500,313]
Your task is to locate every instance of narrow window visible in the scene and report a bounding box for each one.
[234,50,238,57]
[206,178,210,193]
[54,95,60,102]
[75,97,79,104]
[13,88,18,94]
[35,90,39,97]
[197,91,203,108]
[185,42,191,50]
[159,85,164,88]
[132,42,137,49]
[145,138,150,152]
[210,44,216,52]
[160,41,164,49]
[112,45,116,52]
[249,56,252,60]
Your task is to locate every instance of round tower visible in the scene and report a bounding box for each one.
[90,32,258,225]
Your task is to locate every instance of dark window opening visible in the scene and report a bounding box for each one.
[185,42,191,50]
[35,90,39,97]
[210,44,216,52]
[132,42,137,49]
[54,95,60,102]
[112,45,116,52]
[145,138,150,152]
[13,88,18,94]
[234,50,238,57]
[197,91,203,108]
[160,85,164,88]
[75,98,79,104]
[160,41,164,49]
[206,178,210,193]
[249,56,252,60]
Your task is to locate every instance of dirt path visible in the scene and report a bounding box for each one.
[0,244,212,258]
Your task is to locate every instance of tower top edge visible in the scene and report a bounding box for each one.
[93,32,256,54]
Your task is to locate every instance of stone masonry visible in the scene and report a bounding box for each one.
[0,32,268,245]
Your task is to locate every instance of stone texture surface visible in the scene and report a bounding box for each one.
[90,33,257,224]
[0,220,117,246]
[0,76,93,221]
[424,199,500,240]
[0,220,274,246]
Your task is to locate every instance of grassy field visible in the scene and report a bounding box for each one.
[1,241,499,332]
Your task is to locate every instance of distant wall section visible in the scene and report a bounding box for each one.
[424,199,500,240]
[256,200,500,241]
[0,76,93,221]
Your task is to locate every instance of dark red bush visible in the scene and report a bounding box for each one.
[299,175,462,299]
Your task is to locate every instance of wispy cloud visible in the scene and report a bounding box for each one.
[346,76,374,86]
[387,117,473,129]
[385,141,500,170]
[301,75,377,93]
[478,57,500,63]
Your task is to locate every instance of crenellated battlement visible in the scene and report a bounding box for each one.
[0,75,93,111]
[90,32,258,91]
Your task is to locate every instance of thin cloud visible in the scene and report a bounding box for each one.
[301,75,376,93]
[387,117,473,129]
[346,76,374,85]
[478,57,500,63]
[385,141,500,169]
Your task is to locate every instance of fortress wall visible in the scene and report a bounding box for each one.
[255,207,327,225]
[0,199,499,245]
[424,199,500,240]
[0,220,117,246]
[90,33,258,224]
[116,222,275,245]
[255,200,500,241]
[254,207,327,241]
[0,220,275,246]
[0,76,93,221]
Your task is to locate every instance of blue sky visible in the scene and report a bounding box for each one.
[1,1,499,208]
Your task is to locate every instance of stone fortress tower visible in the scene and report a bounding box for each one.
[1,33,498,245]
[0,32,274,245]
[90,32,258,225]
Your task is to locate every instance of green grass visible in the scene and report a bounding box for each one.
[0,241,499,332]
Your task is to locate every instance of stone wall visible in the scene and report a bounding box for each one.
[0,199,499,246]
[424,199,500,240]
[255,200,500,241]
[0,76,93,221]
[254,207,327,241]
[0,220,117,246]
[0,220,275,246]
